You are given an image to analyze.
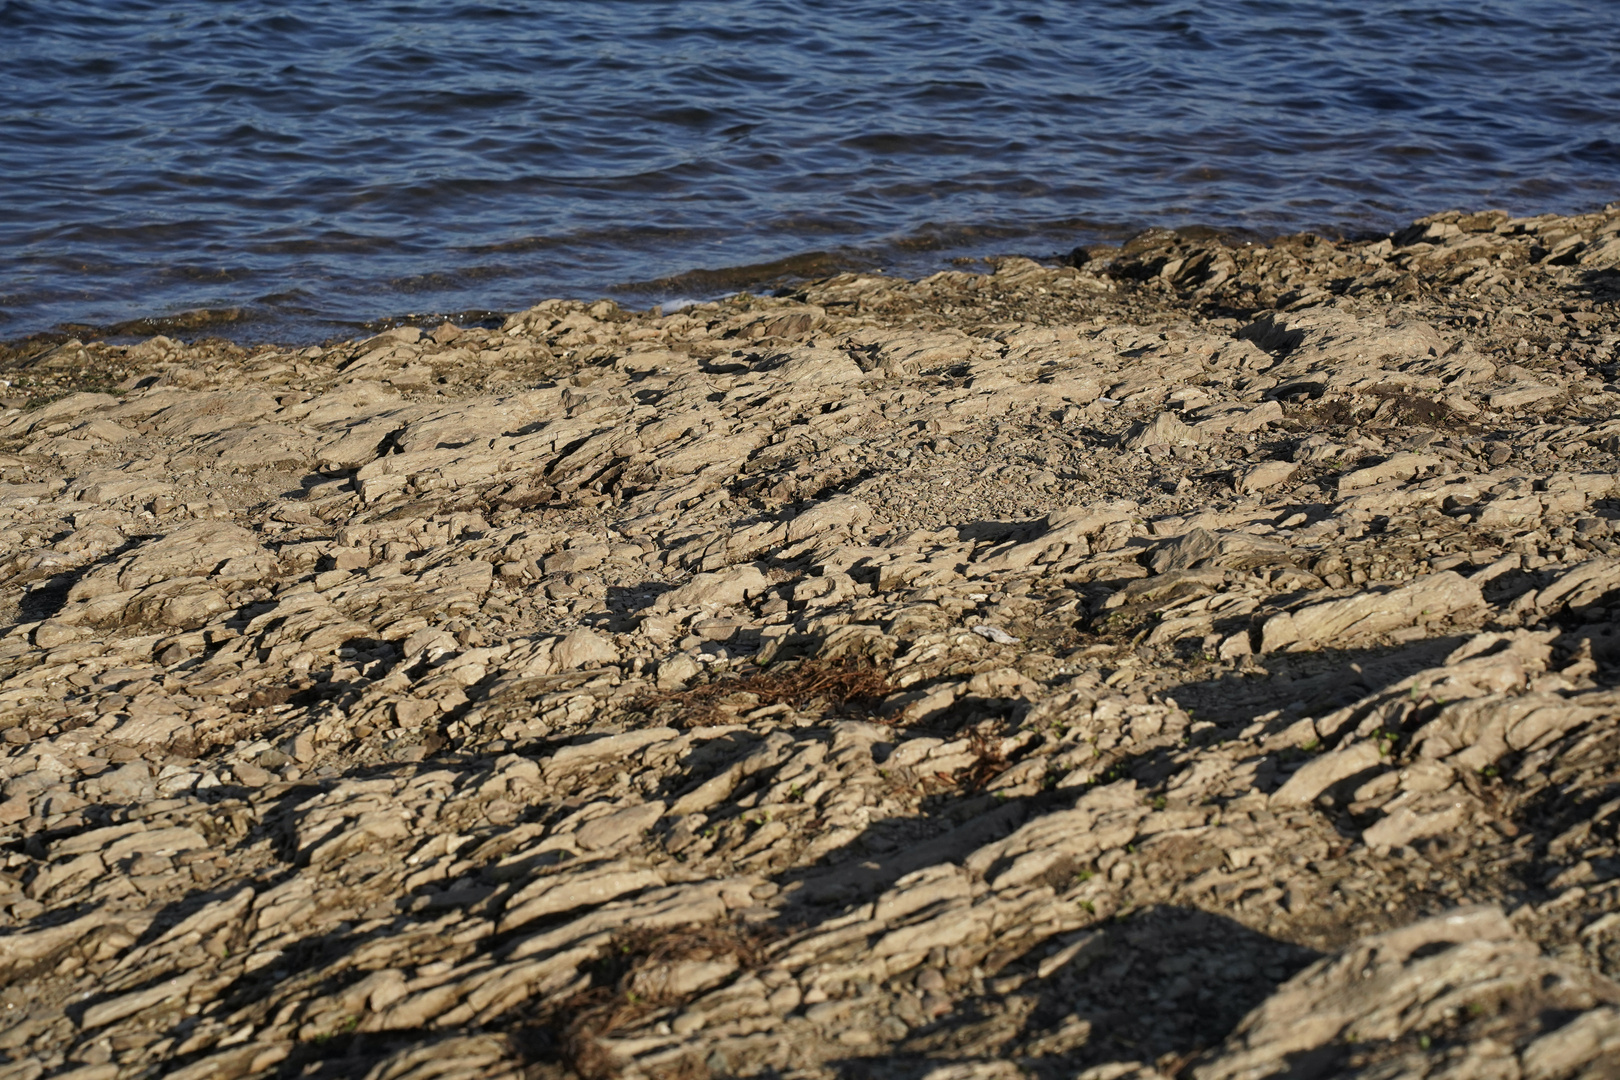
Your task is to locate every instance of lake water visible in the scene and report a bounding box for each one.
[3,0,1617,343]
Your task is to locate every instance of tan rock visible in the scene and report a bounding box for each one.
[1260,571,1482,651]
[1237,459,1295,493]
[654,564,770,611]
[1337,451,1442,492]
[766,347,867,385]
[1122,412,1205,450]
[551,628,619,670]
[1194,908,1620,1080]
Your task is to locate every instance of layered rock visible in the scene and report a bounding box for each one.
[0,204,1619,1078]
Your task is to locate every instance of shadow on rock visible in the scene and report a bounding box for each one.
[1165,635,1469,726]
[833,905,1318,1080]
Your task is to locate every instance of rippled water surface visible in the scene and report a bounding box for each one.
[3,0,1618,341]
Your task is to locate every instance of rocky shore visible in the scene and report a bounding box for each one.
[2,203,1620,1080]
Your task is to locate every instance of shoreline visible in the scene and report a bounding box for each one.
[2,203,1619,1077]
[0,211,1441,361]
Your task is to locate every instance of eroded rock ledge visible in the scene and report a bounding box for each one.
[1,204,1619,1079]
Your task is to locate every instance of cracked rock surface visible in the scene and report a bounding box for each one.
[2,203,1620,1079]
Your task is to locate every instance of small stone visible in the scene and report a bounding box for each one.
[231,762,271,787]
[33,621,82,649]
[99,763,155,802]
[656,653,702,689]
[0,795,30,824]
[552,628,619,670]
[1123,412,1205,450]
[1237,459,1296,493]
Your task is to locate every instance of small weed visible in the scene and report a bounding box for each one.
[941,722,1012,792]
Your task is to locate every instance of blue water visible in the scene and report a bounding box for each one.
[2,0,1617,342]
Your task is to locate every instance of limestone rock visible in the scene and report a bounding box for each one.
[1193,908,1620,1080]
[1260,571,1482,651]
[1,205,1618,1080]
[1123,411,1205,450]
[551,628,620,669]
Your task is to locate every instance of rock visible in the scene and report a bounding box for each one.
[655,564,770,611]
[573,801,665,851]
[551,628,619,670]
[783,495,873,543]
[2,392,119,435]
[1236,460,1295,493]
[1149,528,1288,574]
[499,864,666,932]
[1122,412,1205,450]
[231,761,271,787]
[767,347,867,385]
[1260,571,1482,651]
[1193,908,1620,1080]
[3,205,1619,1080]
[1338,452,1442,492]
[1535,557,1620,615]
[33,620,82,649]
[1187,400,1283,435]
[68,521,270,600]
[189,424,316,470]
[656,653,702,689]
[98,762,155,802]
[1270,742,1383,807]
[1360,790,1470,849]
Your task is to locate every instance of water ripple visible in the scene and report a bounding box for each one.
[1,0,1617,341]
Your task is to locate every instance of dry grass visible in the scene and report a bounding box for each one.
[629,657,895,728]
[1285,387,1471,434]
[1363,386,1471,429]
[960,723,1013,790]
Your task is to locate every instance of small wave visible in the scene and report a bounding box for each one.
[0,0,1616,341]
